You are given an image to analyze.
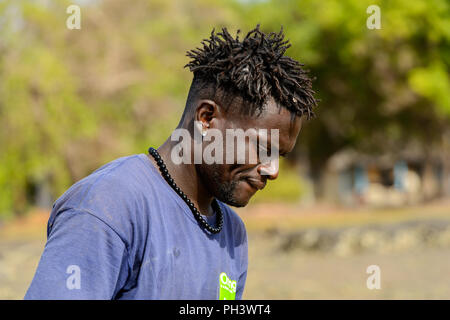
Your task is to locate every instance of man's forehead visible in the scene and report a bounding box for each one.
[258,99,303,135]
[225,95,303,144]
[260,99,303,152]
[241,115,302,153]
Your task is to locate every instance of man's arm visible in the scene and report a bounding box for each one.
[25,208,130,299]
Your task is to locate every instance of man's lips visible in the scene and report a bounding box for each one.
[244,177,266,190]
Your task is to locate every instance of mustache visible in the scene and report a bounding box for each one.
[241,176,267,190]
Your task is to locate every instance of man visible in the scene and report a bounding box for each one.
[25,25,316,299]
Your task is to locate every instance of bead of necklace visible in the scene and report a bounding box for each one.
[148,147,223,234]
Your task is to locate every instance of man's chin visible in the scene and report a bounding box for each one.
[214,180,255,207]
[225,200,248,208]
[216,194,251,208]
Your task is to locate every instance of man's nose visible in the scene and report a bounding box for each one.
[257,158,279,180]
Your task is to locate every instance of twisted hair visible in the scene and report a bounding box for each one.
[185,25,317,119]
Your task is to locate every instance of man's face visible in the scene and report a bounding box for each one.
[196,97,303,207]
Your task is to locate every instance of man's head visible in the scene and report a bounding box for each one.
[179,25,317,207]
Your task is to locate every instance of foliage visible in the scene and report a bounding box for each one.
[0,0,448,215]
[238,0,450,175]
[0,0,239,215]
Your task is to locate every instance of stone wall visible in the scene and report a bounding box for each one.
[280,219,450,256]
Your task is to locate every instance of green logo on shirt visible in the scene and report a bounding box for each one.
[219,272,236,300]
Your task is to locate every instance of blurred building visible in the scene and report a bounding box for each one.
[321,147,449,207]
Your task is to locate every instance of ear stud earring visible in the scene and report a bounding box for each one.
[202,123,210,137]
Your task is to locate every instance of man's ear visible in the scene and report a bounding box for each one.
[195,99,221,128]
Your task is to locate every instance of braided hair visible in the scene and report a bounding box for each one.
[185,25,317,119]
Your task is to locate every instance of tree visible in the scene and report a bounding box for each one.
[237,0,450,195]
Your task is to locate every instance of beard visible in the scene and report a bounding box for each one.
[197,164,247,207]
[212,171,245,207]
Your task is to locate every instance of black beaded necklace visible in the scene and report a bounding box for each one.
[148,147,223,234]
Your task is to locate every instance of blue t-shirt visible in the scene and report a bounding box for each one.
[25,154,248,300]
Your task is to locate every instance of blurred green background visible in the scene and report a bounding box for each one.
[0,0,449,299]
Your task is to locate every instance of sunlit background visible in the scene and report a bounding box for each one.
[0,0,449,299]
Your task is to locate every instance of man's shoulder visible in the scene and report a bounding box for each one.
[57,154,152,206]
[49,154,156,235]
[86,153,151,187]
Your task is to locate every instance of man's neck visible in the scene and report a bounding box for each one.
[148,138,215,216]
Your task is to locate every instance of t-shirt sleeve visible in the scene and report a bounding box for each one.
[235,220,248,300]
[235,262,248,300]
[24,208,130,300]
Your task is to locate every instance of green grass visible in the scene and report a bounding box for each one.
[250,160,305,203]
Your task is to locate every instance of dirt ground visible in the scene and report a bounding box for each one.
[1,202,450,299]
[244,232,450,299]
